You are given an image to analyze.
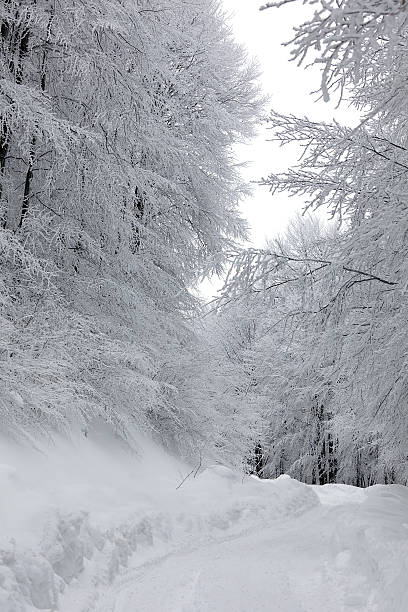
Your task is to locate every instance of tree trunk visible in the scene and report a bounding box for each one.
[1,1,33,228]
[0,1,12,226]
[18,3,53,228]
[254,442,264,478]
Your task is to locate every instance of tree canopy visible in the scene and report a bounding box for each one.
[218,0,408,484]
[0,0,263,461]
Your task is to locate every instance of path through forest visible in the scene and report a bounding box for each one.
[94,482,408,612]
[3,437,407,612]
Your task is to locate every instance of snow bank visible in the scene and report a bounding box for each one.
[310,482,408,611]
[310,481,367,506]
[0,434,319,612]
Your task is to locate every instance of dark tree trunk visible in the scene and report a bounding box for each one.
[0,121,10,226]
[254,442,264,478]
[1,1,34,228]
[129,184,145,253]
[19,135,35,228]
[0,1,12,225]
[18,3,53,228]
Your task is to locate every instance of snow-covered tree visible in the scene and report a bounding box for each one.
[219,215,341,482]
[0,0,263,457]
[218,0,408,483]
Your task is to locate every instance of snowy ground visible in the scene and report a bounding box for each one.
[1,432,407,612]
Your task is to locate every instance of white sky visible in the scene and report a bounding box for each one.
[201,0,357,298]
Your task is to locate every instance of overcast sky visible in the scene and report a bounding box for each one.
[222,0,358,242]
[201,0,357,298]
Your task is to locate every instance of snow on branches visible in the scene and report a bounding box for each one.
[260,0,408,103]
[0,0,263,460]
[213,0,408,483]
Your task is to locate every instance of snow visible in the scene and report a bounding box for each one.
[1,434,407,612]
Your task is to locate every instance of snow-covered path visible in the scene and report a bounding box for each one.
[103,510,333,612]
[97,484,408,612]
[2,437,407,612]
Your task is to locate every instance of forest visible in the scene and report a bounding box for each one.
[1,0,408,489]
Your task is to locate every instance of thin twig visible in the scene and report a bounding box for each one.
[175,469,194,490]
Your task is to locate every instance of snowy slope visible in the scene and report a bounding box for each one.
[1,433,407,612]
